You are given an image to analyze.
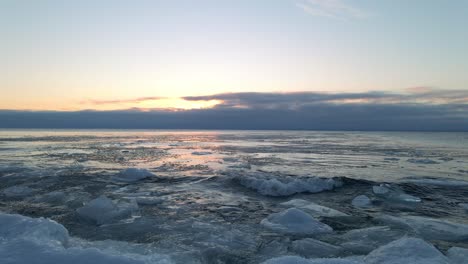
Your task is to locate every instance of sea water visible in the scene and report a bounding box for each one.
[0,130,467,263]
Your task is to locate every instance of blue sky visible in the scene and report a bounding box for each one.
[1,0,467,110]
[0,1,467,130]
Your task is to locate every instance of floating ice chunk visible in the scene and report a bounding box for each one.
[0,212,69,247]
[261,256,312,264]
[236,175,342,196]
[0,213,172,264]
[401,177,468,187]
[372,184,421,204]
[407,158,439,164]
[372,185,389,195]
[135,197,164,205]
[447,247,468,264]
[291,238,342,258]
[0,240,172,264]
[280,199,348,217]
[2,185,35,198]
[76,196,138,225]
[351,195,372,208]
[112,168,155,183]
[340,226,404,254]
[192,151,212,155]
[459,203,468,213]
[34,191,67,205]
[364,237,449,264]
[261,208,333,235]
[375,215,468,242]
[262,256,363,264]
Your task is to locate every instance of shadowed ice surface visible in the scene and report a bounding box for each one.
[0,130,467,263]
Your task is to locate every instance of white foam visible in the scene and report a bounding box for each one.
[280,199,348,217]
[261,208,333,235]
[364,237,449,264]
[76,196,139,225]
[112,168,155,183]
[236,174,342,196]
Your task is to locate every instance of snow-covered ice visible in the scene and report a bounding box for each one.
[261,208,333,235]
[364,237,449,264]
[280,199,348,217]
[76,196,139,225]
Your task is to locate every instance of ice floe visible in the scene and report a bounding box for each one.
[262,256,364,264]
[280,199,348,217]
[192,151,212,156]
[351,195,372,208]
[0,212,69,246]
[235,174,342,196]
[76,196,139,225]
[261,208,333,235]
[112,168,155,183]
[291,238,342,258]
[407,158,439,164]
[33,191,67,205]
[364,237,449,264]
[447,247,468,264]
[340,226,404,254]
[0,212,172,264]
[2,185,35,198]
[375,215,468,242]
[459,203,468,213]
[401,177,468,187]
[372,184,421,204]
[135,197,165,205]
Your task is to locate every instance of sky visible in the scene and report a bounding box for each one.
[1,0,467,130]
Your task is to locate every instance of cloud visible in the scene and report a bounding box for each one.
[80,97,166,105]
[183,89,468,109]
[1,89,467,131]
[296,0,372,20]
